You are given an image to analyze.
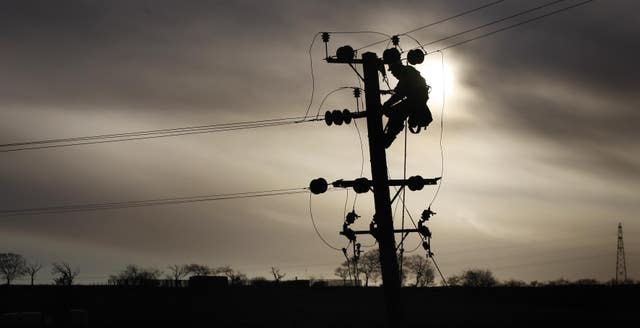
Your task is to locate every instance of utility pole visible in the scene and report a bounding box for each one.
[616,222,627,284]
[361,51,402,321]
[309,34,438,326]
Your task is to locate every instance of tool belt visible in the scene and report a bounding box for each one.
[408,103,433,134]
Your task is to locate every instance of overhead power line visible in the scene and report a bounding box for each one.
[355,0,508,51]
[434,0,595,51]
[0,187,310,217]
[408,0,568,51]
[0,116,322,153]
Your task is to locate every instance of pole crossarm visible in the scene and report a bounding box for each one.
[309,176,440,194]
[341,228,420,235]
[332,176,441,193]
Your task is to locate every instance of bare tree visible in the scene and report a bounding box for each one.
[166,264,189,285]
[109,265,162,286]
[214,266,247,286]
[0,253,27,285]
[51,262,80,286]
[405,255,435,287]
[334,266,350,285]
[185,264,211,276]
[359,250,381,286]
[25,262,43,285]
[270,267,286,282]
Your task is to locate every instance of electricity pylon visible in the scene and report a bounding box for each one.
[616,222,627,284]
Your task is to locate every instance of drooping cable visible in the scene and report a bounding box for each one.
[398,123,408,274]
[314,87,356,119]
[302,32,321,121]
[309,193,343,251]
[428,50,447,208]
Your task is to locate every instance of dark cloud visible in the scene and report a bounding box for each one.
[444,1,640,179]
[1,0,638,281]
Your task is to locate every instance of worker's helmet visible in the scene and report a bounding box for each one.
[382,48,401,64]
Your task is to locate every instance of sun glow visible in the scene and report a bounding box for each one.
[415,54,456,98]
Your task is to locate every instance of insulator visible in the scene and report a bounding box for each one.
[332,110,344,125]
[336,45,355,61]
[422,241,430,251]
[343,227,356,242]
[309,178,328,195]
[321,32,330,43]
[342,109,352,124]
[418,225,432,239]
[324,110,333,126]
[353,177,370,194]
[407,49,425,65]
[421,208,436,221]
[391,35,400,46]
[383,48,401,64]
[353,88,361,98]
[345,211,359,225]
[407,175,425,191]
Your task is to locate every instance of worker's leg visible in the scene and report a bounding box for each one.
[383,102,411,148]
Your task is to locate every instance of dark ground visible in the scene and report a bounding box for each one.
[1,285,638,327]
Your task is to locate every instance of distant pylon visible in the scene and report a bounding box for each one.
[615,222,627,284]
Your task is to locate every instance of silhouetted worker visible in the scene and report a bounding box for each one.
[382,62,433,148]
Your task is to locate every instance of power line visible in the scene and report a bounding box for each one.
[435,0,595,52]
[410,0,568,51]
[0,116,321,153]
[309,193,343,251]
[355,0,508,51]
[303,30,392,122]
[0,187,309,217]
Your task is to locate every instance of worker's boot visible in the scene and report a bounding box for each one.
[383,122,404,149]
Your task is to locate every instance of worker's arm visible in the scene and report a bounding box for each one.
[382,92,404,117]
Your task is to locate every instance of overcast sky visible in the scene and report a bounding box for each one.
[1,0,638,284]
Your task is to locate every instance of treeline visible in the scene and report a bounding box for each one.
[0,252,292,287]
[0,253,78,286]
[3,252,636,287]
[332,249,636,287]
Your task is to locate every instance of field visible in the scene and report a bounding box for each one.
[1,285,638,327]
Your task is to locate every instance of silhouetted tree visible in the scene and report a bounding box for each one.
[186,264,211,276]
[215,266,247,286]
[25,262,43,285]
[359,250,381,286]
[250,276,269,286]
[0,253,27,285]
[573,278,600,286]
[459,269,497,287]
[502,279,527,287]
[405,255,435,287]
[270,267,286,282]
[51,262,79,286]
[334,266,350,285]
[546,278,571,286]
[447,274,462,286]
[166,264,189,285]
[109,265,162,286]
